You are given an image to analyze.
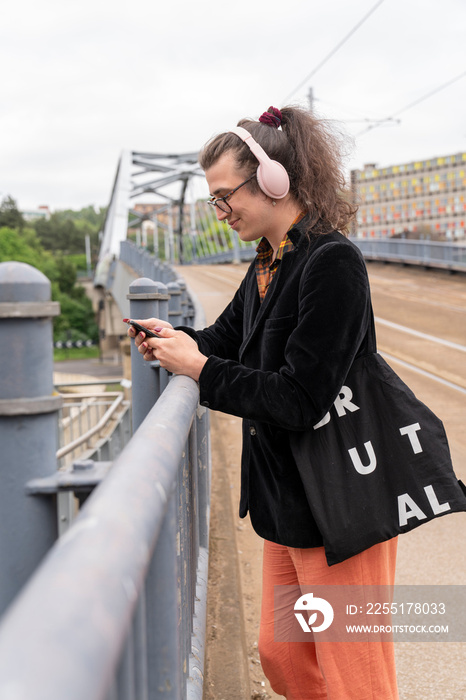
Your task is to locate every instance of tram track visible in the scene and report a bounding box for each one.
[375,317,466,353]
[380,352,466,396]
[375,321,466,393]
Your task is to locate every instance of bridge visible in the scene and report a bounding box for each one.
[180,260,466,700]
[91,150,466,359]
[0,153,465,699]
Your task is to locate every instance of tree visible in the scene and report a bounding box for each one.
[0,195,24,230]
[55,256,77,295]
[34,214,83,254]
[34,208,104,259]
[0,226,98,343]
[58,205,106,228]
[0,226,52,272]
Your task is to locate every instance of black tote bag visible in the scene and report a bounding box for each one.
[290,351,466,566]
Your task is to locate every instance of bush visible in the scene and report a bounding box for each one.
[0,226,98,343]
[52,287,98,343]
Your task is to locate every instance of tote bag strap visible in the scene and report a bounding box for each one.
[367,305,378,354]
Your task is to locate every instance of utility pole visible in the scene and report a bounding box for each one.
[308,87,314,112]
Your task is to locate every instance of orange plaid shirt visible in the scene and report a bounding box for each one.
[255,214,304,302]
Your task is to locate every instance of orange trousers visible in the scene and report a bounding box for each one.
[259,539,399,700]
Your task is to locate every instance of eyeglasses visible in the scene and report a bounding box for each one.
[207,174,256,214]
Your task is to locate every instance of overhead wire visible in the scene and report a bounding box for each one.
[281,1,464,141]
[314,97,384,121]
[355,69,466,137]
[282,0,385,104]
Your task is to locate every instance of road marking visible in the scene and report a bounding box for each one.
[381,353,466,395]
[375,317,466,353]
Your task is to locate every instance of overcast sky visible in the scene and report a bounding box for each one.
[1,0,465,211]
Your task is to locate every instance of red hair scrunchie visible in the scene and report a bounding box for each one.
[259,106,282,128]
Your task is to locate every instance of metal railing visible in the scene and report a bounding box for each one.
[56,391,128,465]
[122,231,466,272]
[120,224,257,268]
[0,259,211,700]
[0,375,210,700]
[350,237,466,272]
[54,387,132,535]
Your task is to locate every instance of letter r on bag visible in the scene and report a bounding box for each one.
[334,386,360,417]
[313,385,360,430]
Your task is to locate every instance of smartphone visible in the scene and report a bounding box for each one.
[123,319,161,338]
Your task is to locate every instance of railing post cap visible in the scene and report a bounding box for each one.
[0,261,51,302]
[167,281,181,293]
[128,277,168,295]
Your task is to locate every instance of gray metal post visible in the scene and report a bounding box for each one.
[167,281,182,327]
[0,262,62,616]
[127,278,170,432]
[127,278,184,699]
[153,216,159,260]
[196,406,210,549]
[190,199,197,264]
[145,494,182,699]
[176,279,189,325]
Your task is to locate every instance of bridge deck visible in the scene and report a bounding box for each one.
[176,262,466,700]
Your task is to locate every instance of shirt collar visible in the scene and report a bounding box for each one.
[256,211,306,259]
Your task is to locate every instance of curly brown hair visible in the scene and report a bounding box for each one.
[199,106,357,234]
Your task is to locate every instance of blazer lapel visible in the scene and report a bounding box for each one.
[239,248,298,362]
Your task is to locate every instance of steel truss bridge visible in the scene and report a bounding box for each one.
[94,150,256,289]
[93,150,465,357]
[95,150,466,284]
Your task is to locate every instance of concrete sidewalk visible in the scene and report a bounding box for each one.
[53,358,123,379]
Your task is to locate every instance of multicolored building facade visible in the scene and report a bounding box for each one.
[351,152,466,240]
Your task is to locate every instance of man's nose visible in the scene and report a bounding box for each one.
[216,206,229,221]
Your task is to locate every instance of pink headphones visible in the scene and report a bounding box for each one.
[229,126,290,200]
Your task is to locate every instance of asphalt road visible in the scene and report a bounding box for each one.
[176,261,466,700]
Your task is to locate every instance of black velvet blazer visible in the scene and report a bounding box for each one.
[185,221,374,547]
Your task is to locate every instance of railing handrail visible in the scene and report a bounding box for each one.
[350,237,466,271]
[119,235,466,271]
[54,378,124,388]
[352,238,466,248]
[0,374,199,700]
[56,392,125,459]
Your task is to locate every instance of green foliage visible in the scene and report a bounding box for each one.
[34,215,81,255]
[0,225,98,343]
[53,287,98,342]
[0,226,56,276]
[54,345,99,362]
[67,254,88,271]
[32,205,106,261]
[55,256,77,295]
[57,205,106,228]
[0,198,108,346]
[0,195,24,230]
